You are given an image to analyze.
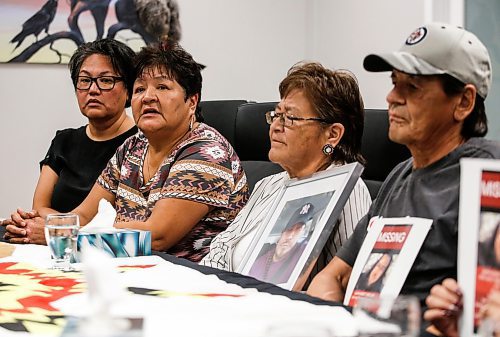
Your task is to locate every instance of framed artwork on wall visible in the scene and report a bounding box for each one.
[238,162,364,291]
[0,0,181,64]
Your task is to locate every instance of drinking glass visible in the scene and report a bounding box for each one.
[352,295,421,337]
[45,213,79,271]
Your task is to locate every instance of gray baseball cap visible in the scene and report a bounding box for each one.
[363,22,492,99]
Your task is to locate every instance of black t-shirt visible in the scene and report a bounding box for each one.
[40,125,138,212]
[337,138,500,308]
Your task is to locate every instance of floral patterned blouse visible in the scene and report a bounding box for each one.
[97,123,249,262]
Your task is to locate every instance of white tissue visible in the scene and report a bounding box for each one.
[79,199,118,233]
[78,244,130,336]
[81,244,127,307]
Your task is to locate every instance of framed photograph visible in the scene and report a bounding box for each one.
[237,162,363,291]
[343,217,432,306]
[458,158,500,337]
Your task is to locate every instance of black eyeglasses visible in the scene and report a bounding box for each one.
[76,76,123,90]
[265,110,329,127]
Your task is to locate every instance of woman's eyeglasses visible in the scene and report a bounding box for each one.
[76,76,123,90]
[265,110,329,127]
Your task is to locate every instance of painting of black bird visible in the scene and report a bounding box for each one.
[4,0,183,63]
[10,0,58,50]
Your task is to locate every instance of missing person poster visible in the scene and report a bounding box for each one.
[344,217,432,307]
[475,171,500,328]
[458,158,500,336]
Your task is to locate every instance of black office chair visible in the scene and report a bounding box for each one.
[235,102,284,193]
[235,102,276,161]
[361,109,411,199]
[199,100,248,147]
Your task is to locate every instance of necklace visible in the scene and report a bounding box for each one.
[144,149,155,183]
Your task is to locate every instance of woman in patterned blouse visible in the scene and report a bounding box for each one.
[6,42,249,262]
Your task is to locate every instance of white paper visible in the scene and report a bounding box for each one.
[344,217,433,306]
[79,198,118,233]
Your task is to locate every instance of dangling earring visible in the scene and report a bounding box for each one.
[189,116,194,131]
[322,144,334,156]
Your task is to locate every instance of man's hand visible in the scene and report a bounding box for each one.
[424,278,463,337]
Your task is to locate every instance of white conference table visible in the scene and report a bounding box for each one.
[0,243,358,337]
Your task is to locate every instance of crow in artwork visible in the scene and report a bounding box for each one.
[10,0,58,50]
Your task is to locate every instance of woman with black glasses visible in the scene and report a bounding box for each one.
[7,39,137,219]
[5,42,249,263]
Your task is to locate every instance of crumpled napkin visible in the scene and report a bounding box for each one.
[79,199,119,234]
[81,244,127,307]
[74,244,130,336]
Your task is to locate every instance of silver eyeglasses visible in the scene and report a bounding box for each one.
[76,76,123,90]
[265,110,329,127]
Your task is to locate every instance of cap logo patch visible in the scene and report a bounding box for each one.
[300,203,311,215]
[405,27,427,45]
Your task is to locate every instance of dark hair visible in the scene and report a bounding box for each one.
[440,74,488,138]
[355,252,393,292]
[279,62,365,165]
[134,41,204,122]
[479,222,500,268]
[68,39,136,107]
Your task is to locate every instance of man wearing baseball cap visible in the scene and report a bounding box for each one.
[248,202,314,284]
[308,22,500,317]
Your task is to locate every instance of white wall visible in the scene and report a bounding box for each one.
[0,63,84,218]
[0,0,430,217]
[311,0,426,109]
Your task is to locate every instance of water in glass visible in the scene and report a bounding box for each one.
[45,214,79,271]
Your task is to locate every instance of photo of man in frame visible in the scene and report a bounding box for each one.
[248,191,333,284]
